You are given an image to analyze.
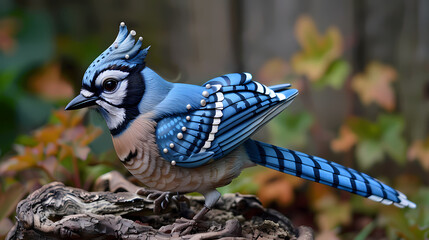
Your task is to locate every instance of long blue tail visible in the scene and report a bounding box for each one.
[244,139,416,208]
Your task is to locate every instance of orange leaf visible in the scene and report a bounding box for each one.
[35,125,63,143]
[0,18,19,55]
[258,58,290,85]
[79,127,102,147]
[351,61,397,111]
[58,144,73,161]
[254,169,304,206]
[307,182,335,207]
[257,177,294,207]
[53,110,69,126]
[0,156,33,173]
[0,145,43,173]
[53,109,86,128]
[70,109,87,128]
[38,156,58,178]
[74,146,90,160]
[45,142,58,156]
[331,125,357,152]
[292,15,343,81]
[62,126,86,142]
[28,63,74,100]
[408,137,429,171]
[255,169,304,188]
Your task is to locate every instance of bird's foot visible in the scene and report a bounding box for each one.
[159,217,205,235]
[136,189,189,214]
[159,206,211,235]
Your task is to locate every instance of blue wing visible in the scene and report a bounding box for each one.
[155,73,298,167]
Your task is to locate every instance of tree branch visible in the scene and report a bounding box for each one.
[7,171,314,240]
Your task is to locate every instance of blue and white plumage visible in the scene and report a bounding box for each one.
[65,22,415,234]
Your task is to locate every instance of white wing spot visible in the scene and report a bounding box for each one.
[276,93,286,101]
[368,195,383,202]
[255,82,264,93]
[244,72,252,81]
[200,92,224,152]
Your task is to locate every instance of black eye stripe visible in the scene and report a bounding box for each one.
[88,64,144,91]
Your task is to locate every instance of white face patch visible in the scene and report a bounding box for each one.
[95,70,129,87]
[96,100,126,130]
[80,89,94,97]
[101,80,128,106]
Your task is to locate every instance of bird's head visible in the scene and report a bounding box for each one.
[65,22,152,136]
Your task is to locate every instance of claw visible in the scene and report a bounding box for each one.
[159,206,211,236]
[161,200,167,209]
[159,217,197,235]
[136,188,190,214]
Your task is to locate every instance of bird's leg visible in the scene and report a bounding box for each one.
[136,189,189,214]
[159,190,221,235]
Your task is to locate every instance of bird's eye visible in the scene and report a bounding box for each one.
[103,79,118,92]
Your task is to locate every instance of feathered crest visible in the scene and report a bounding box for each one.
[82,22,149,87]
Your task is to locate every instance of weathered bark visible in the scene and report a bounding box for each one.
[7,171,314,240]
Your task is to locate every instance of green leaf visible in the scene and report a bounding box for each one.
[347,117,381,140]
[14,135,38,147]
[83,165,115,181]
[269,111,314,149]
[315,59,350,89]
[354,221,376,240]
[347,115,407,168]
[379,115,406,164]
[356,140,384,169]
[16,95,53,132]
[218,167,262,195]
[0,11,54,72]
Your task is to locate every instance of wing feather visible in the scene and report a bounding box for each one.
[155,73,298,167]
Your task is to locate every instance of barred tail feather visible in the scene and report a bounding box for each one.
[244,139,416,208]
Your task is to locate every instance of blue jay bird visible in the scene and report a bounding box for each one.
[66,23,416,234]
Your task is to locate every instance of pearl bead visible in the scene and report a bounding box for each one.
[177,133,183,139]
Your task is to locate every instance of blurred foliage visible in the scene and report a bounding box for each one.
[247,15,428,239]
[332,115,407,169]
[0,4,428,240]
[408,137,429,171]
[291,15,350,89]
[351,62,397,112]
[0,110,122,238]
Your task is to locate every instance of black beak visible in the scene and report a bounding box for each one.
[65,94,98,110]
